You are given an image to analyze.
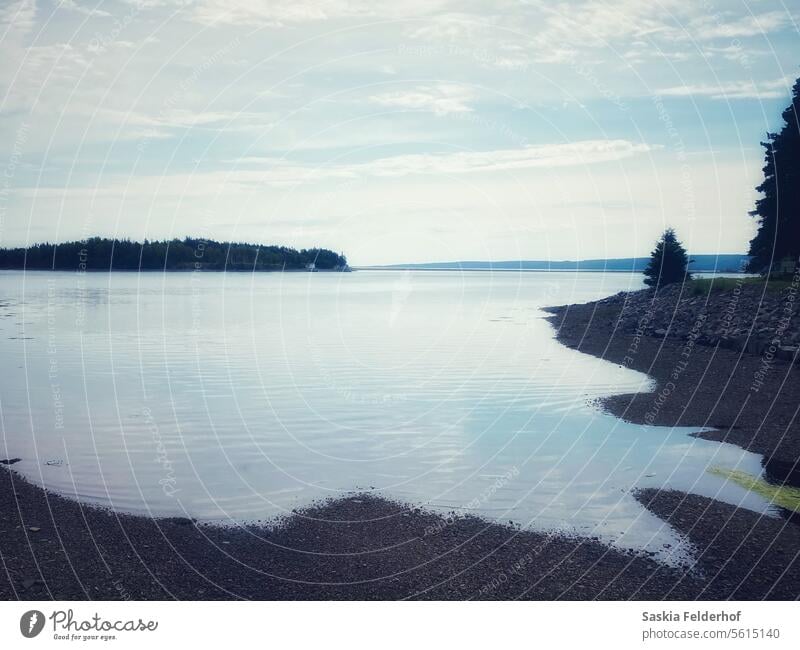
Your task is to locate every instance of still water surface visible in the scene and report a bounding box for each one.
[0,270,771,562]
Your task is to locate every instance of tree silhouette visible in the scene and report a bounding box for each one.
[0,238,348,271]
[643,228,691,287]
[747,76,800,275]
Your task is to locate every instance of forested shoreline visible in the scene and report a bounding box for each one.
[0,238,348,271]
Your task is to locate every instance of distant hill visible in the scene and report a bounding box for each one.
[0,237,349,271]
[367,254,750,273]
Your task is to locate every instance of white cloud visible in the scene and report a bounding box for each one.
[692,10,797,39]
[114,108,273,130]
[59,0,111,18]
[143,0,452,27]
[0,0,38,86]
[405,12,489,42]
[0,0,37,36]
[369,84,476,116]
[399,3,798,70]
[658,77,792,100]
[227,139,656,185]
[16,139,655,197]
[191,0,356,26]
[702,44,766,63]
[537,0,677,46]
[357,139,655,175]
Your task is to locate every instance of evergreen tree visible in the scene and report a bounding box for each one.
[0,238,348,271]
[747,76,800,275]
[643,228,691,287]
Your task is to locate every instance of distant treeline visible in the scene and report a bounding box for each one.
[0,237,348,271]
[375,254,751,273]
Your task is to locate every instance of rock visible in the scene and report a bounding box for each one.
[745,338,760,354]
[732,336,748,352]
[162,517,194,526]
[0,458,21,465]
[598,284,796,359]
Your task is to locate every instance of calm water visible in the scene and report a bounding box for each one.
[0,270,772,563]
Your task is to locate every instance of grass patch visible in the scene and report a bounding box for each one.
[708,467,800,513]
[686,276,789,296]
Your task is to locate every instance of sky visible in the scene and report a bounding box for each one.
[0,1,798,265]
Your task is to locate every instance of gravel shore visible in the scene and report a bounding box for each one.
[545,291,800,469]
[2,466,799,600]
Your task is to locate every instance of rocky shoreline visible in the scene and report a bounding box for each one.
[545,282,800,468]
[2,467,799,600]
[583,280,800,361]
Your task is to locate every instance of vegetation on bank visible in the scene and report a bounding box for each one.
[0,237,348,271]
[687,276,793,295]
[709,467,800,514]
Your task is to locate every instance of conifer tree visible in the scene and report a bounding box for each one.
[747,76,800,274]
[643,228,691,287]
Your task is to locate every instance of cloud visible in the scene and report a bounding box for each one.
[59,0,111,17]
[537,0,676,46]
[702,44,767,62]
[0,0,37,35]
[140,0,451,27]
[360,140,655,175]
[191,0,357,26]
[227,139,656,185]
[405,12,489,42]
[369,84,476,116]
[118,108,271,129]
[401,3,799,69]
[658,77,792,100]
[692,10,797,39]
